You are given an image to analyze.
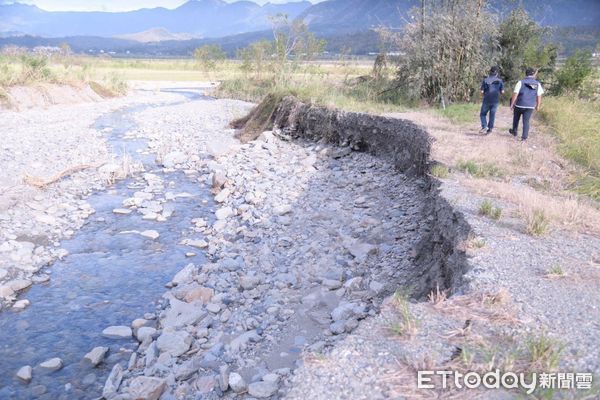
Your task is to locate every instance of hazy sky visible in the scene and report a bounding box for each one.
[2,0,321,12]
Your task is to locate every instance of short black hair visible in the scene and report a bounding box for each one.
[489,66,498,75]
[525,67,536,76]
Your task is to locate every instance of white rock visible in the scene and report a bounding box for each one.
[172,264,196,285]
[0,268,7,280]
[212,169,227,190]
[273,205,292,216]
[102,326,132,339]
[215,207,233,220]
[136,327,157,343]
[191,218,207,228]
[162,151,187,168]
[103,364,123,399]
[128,376,166,400]
[16,365,32,383]
[8,279,32,292]
[113,208,132,215]
[0,285,15,298]
[39,357,63,372]
[184,239,208,249]
[214,188,230,203]
[248,381,278,398]
[12,299,30,310]
[140,230,160,240]
[156,330,192,357]
[228,372,247,393]
[84,347,109,367]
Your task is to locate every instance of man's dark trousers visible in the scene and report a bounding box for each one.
[512,107,534,140]
[480,101,499,130]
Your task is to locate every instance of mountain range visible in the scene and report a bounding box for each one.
[2,0,598,41]
[0,0,598,57]
[0,0,312,39]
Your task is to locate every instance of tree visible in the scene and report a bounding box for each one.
[388,0,499,104]
[193,45,226,72]
[553,49,593,95]
[238,40,274,79]
[268,13,326,82]
[497,8,557,84]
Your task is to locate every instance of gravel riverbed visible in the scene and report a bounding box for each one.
[1,84,597,400]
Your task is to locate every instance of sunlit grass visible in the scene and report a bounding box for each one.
[539,96,600,200]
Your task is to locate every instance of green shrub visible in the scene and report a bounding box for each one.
[457,159,505,178]
[552,50,593,95]
[525,208,549,236]
[478,199,502,220]
[430,164,450,178]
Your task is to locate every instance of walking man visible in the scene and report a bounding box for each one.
[479,66,504,134]
[509,67,544,142]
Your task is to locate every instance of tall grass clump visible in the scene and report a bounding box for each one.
[539,96,600,200]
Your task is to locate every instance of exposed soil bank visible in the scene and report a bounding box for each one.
[262,95,471,298]
[0,83,110,111]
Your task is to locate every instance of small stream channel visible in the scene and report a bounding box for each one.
[0,89,213,399]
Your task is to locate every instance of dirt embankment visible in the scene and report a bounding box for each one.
[249,95,472,298]
[0,84,110,111]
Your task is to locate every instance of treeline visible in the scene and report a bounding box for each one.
[379,1,598,105]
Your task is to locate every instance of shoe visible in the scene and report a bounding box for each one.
[485,129,493,135]
[520,138,527,142]
[509,128,517,136]
[479,128,487,134]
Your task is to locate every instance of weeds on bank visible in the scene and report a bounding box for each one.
[524,333,564,371]
[0,53,127,96]
[456,159,505,178]
[465,236,486,250]
[525,208,550,236]
[539,96,600,200]
[478,199,502,220]
[430,164,450,178]
[389,289,419,337]
[545,265,566,279]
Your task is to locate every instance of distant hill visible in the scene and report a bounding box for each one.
[115,28,198,43]
[299,0,417,35]
[0,0,597,57]
[0,0,312,38]
[297,0,600,35]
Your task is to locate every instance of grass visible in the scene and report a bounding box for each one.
[430,164,450,178]
[0,53,127,99]
[456,159,505,178]
[437,103,480,124]
[539,96,600,200]
[469,237,486,249]
[389,289,419,337]
[525,208,550,236]
[478,199,502,220]
[524,332,563,371]
[545,264,566,278]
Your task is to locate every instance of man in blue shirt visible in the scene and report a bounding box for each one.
[509,67,544,142]
[479,66,504,135]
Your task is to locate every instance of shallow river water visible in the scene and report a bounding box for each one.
[0,89,213,399]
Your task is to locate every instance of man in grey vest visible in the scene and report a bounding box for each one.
[479,66,504,134]
[509,67,544,141]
